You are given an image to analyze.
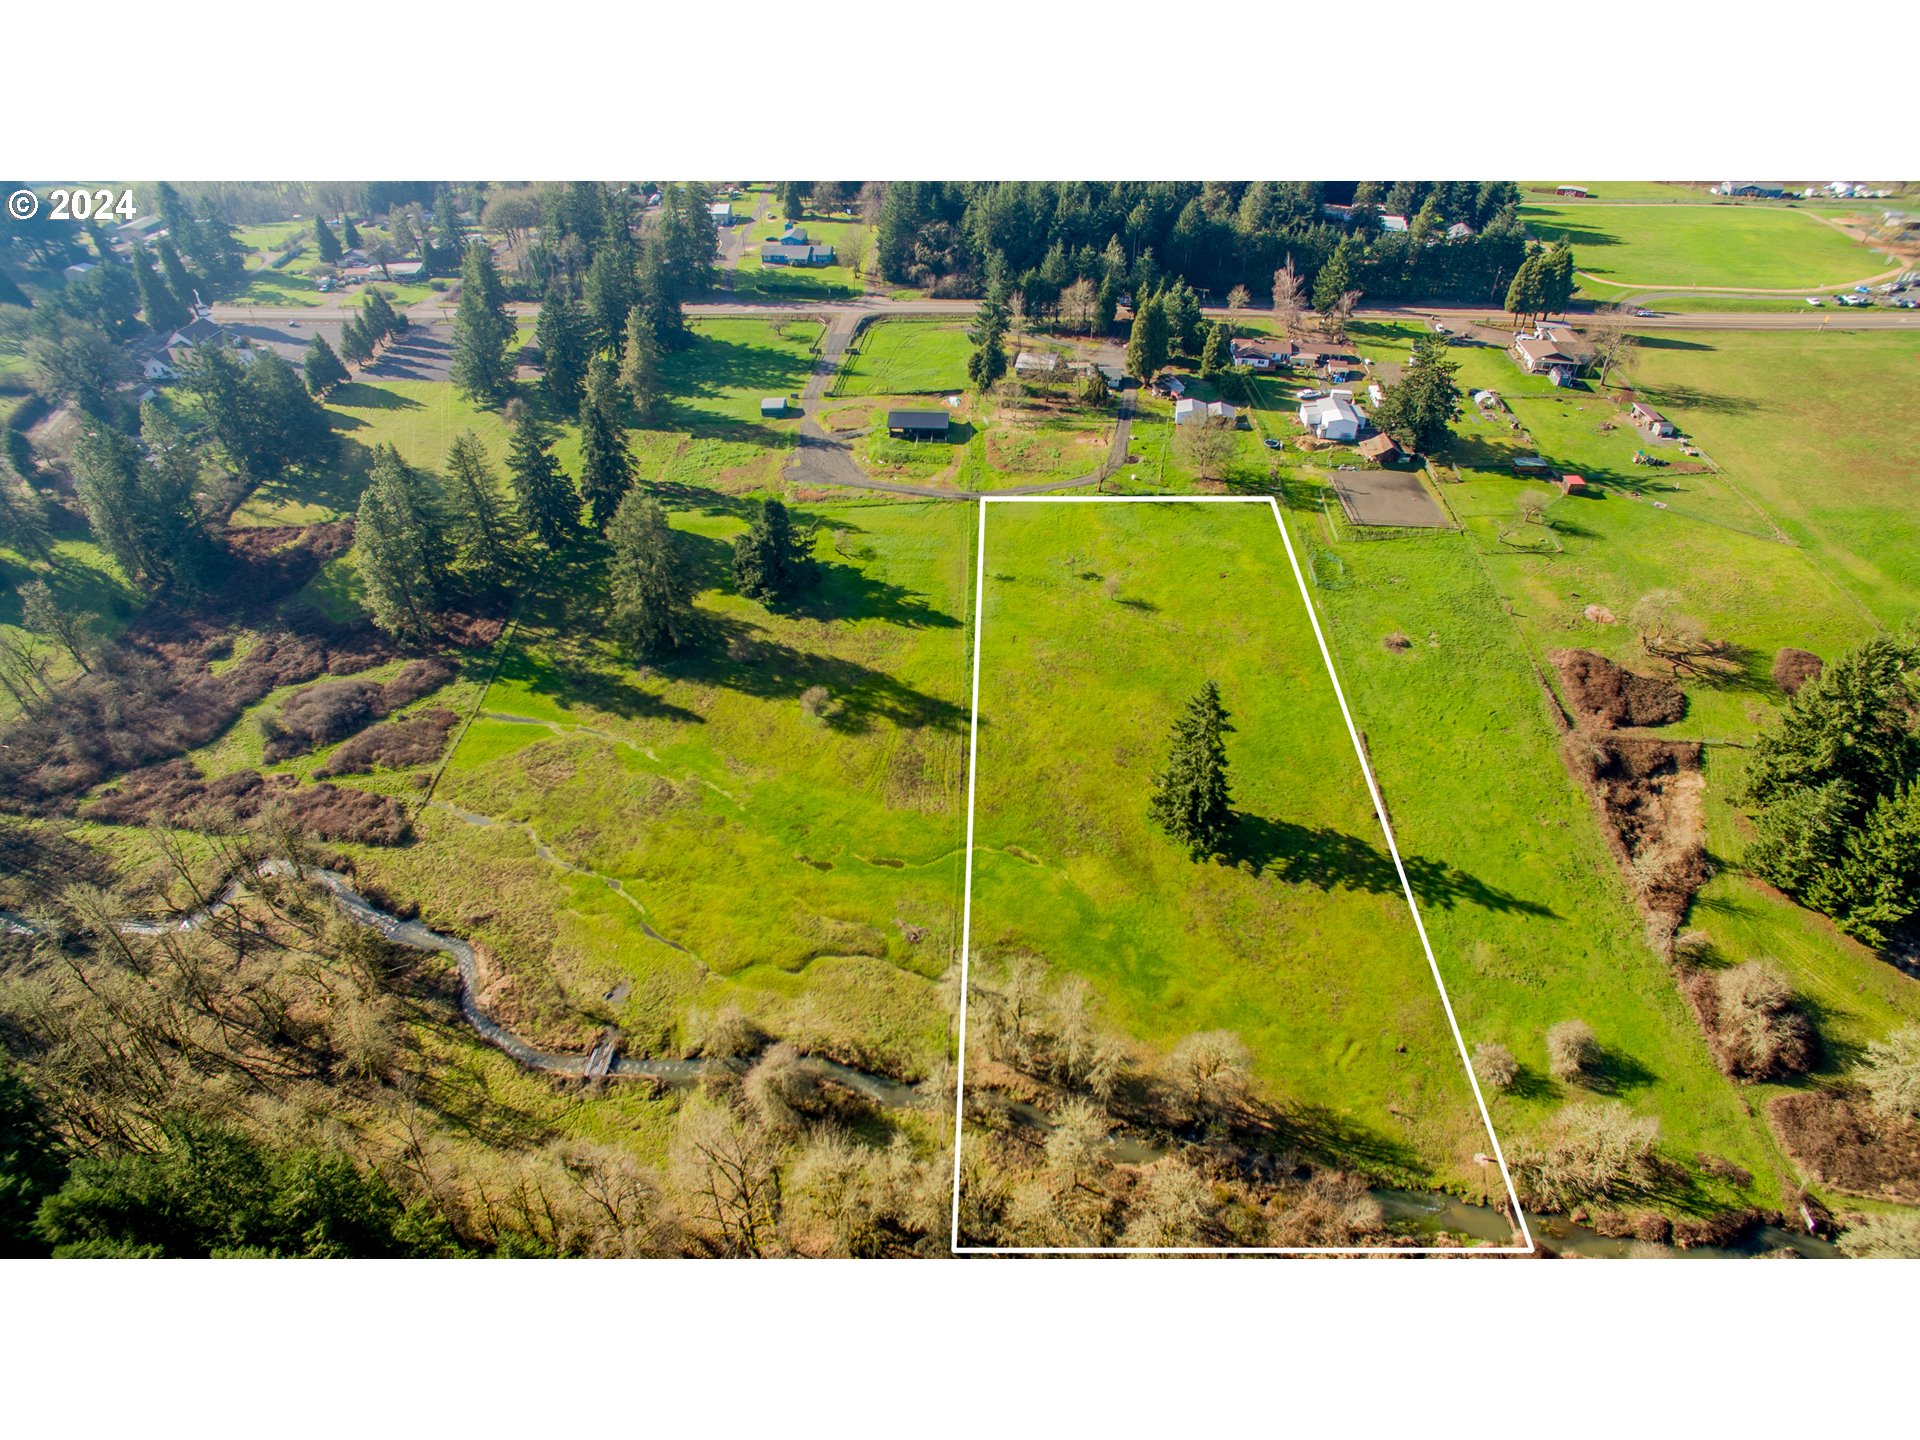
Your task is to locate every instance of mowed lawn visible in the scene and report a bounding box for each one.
[1631,329,1920,626]
[966,501,1491,1184]
[351,499,978,1078]
[1519,202,1886,292]
[836,320,971,396]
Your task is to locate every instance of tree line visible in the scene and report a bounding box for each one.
[875,180,1536,309]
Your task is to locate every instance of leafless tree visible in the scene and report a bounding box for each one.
[839,227,870,278]
[1059,277,1099,334]
[1585,304,1640,387]
[1225,284,1252,310]
[1323,288,1363,343]
[1272,259,1306,337]
[670,1102,785,1257]
[1175,417,1237,484]
[1167,1029,1252,1120]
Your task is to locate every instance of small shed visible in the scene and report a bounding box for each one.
[1357,433,1401,464]
[887,408,950,440]
[1630,402,1676,437]
[761,397,787,418]
[1558,473,1588,496]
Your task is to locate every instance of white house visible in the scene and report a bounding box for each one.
[1299,391,1362,442]
[1511,324,1591,385]
[1174,398,1237,426]
[709,201,735,226]
[1230,335,1294,370]
[760,396,787,418]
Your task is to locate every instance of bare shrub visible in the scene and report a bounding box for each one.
[1474,1041,1520,1092]
[1546,1019,1601,1085]
[1511,1102,1661,1211]
[1382,631,1412,653]
[315,708,457,777]
[1838,1211,1920,1258]
[1861,1027,1920,1125]
[799,685,831,721]
[1552,648,1686,729]
[1269,1171,1386,1246]
[683,1003,766,1060]
[1118,1159,1213,1247]
[275,783,412,845]
[1044,1096,1113,1182]
[263,680,384,761]
[784,1131,941,1258]
[1710,961,1815,1081]
[1771,647,1823,697]
[1166,1029,1252,1120]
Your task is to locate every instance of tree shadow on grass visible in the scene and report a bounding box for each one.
[671,614,971,736]
[1638,381,1758,415]
[1224,813,1559,917]
[329,381,423,411]
[1264,1097,1429,1180]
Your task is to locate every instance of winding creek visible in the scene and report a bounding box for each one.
[2,863,1839,1256]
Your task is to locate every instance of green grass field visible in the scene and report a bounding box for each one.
[1519,201,1887,293]
[349,499,977,1076]
[730,214,870,301]
[836,320,971,396]
[1274,322,1920,1211]
[966,500,1491,1184]
[1631,329,1920,626]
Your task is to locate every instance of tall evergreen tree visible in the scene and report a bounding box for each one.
[312,214,342,264]
[606,489,693,662]
[354,444,455,639]
[1313,241,1355,315]
[1125,293,1169,381]
[1370,335,1462,454]
[1147,680,1236,859]
[578,358,634,530]
[618,305,664,421]
[1504,252,1546,320]
[444,431,512,590]
[967,251,1011,390]
[132,244,189,333]
[451,241,515,404]
[505,412,577,550]
[155,238,198,312]
[1199,320,1229,377]
[730,498,815,603]
[338,313,375,365]
[1162,280,1203,357]
[71,418,218,597]
[634,245,688,351]
[536,280,590,412]
[303,333,349,395]
[340,213,361,250]
[584,243,635,358]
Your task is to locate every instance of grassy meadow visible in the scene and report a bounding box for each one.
[1518,201,1888,293]
[965,500,1493,1184]
[349,498,977,1077]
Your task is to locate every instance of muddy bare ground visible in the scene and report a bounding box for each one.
[1551,648,1687,730]
[1769,1091,1920,1204]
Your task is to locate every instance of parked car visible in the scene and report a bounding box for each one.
[1805,297,1823,306]
[1633,308,1656,318]
[1854,284,1872,294]
[1297,389,1326,400]
[1430,320,1452,334]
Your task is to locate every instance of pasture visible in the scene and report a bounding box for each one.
[965,500,1492,1183]
[1519,201,1887,293]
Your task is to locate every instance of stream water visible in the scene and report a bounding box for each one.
[3,869,1841,1256]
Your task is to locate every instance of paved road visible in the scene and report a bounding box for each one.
[210,291,1920,333]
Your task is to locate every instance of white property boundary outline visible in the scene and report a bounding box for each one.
[947,495,1535,1256]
